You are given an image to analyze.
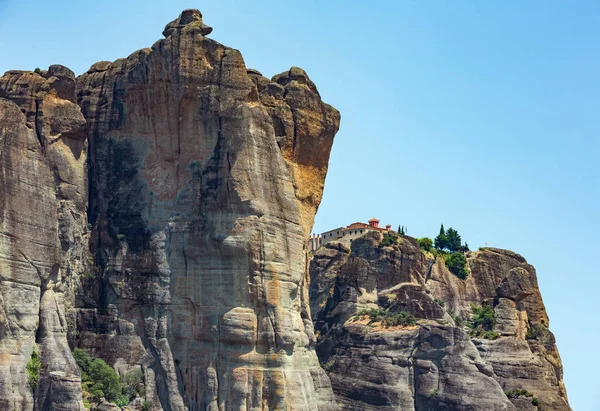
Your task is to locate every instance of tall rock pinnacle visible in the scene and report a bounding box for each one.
[76,9,340,410]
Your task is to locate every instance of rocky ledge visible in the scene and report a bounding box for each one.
[310,232,570,410]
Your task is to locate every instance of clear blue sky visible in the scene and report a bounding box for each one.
[1,1,598,409]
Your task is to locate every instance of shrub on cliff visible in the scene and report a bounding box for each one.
[73,348,124,403]
[380,232,399,247]
[470,303,495,330]
[445,252,469,279]
[358,308,416,327]
[469,303,498,338]
[123,368,145,399]
[26,345,41,392]
[417,237,433,251]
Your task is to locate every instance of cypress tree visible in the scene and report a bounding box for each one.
[446,227,462,252]
[434,224,447,251]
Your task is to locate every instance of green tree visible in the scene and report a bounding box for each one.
[445,227,461,252]
[445,252,468,279]
[73,348,92,372]
[397,225,406,235]
[417,237,433,251]
[73,348,123,403]
[434,224,447,251]
[87,358,122,402]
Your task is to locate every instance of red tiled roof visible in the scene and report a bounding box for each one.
[343,222,388,232]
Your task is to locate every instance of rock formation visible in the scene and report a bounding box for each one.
[0,8,570,411]
[310,232,570,410]
[0,66,88,410]
[75,8,339,410]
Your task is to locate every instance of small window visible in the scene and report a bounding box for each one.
[361,230,363,234]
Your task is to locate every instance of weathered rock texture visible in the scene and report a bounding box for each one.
[0,66,88,410]
[310,232,570,410]
[74,8,340,411]
[0,8,570,411]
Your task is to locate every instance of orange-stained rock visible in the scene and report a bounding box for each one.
[74,9,339,410]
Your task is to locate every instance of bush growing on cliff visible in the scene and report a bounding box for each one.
[73,348,123,403]
[469,303,497,338]
[123,368,145,399]
[417,237,433,251]
[504,389,542,410]
[444,252,468,279]
[358,308,416,327]
[26,345,41,392]
[380,232,399,247]
[470,303,495,330]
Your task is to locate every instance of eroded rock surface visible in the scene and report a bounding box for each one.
[310,233,570,410]
[0,66,88,410]
[74,9,340,411]
[0,8,570,411]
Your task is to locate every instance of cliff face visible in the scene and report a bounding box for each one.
[310,232,570,411]
[0,66,89,410]
[75,9,340,410]
[0,8,570,411]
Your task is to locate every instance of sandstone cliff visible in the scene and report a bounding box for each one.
[75,9,339,410]
[310,232,570,410]
[0,8,570,411]
[0,9,340,411]
[0,66,89,410]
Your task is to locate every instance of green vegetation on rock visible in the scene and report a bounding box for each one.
[380,232,399,247]
[469,303,498,339]
[73,348,129,404]
[26,345,41,392]
[357,308,416,327]
[504,389,542,410]
[434,224,447,250]
[434,224,469,253]
[445,252,469,279]
[417,237,433,251]
[123,368,145,399]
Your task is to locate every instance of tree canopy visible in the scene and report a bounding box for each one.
[434,224,447,250]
